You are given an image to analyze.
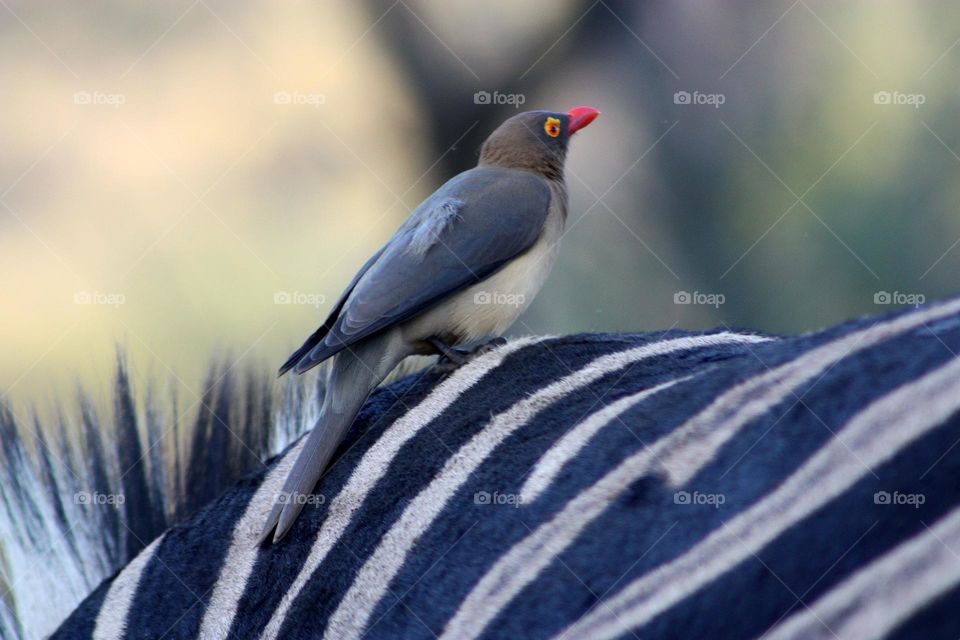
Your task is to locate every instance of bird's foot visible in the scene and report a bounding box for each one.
[431,337,507,374]
[468,336,508,357]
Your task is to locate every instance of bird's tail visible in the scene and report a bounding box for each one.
[260,333,410,543]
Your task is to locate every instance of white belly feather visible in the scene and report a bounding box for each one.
[451,219,561,339]
[403,180,567,345]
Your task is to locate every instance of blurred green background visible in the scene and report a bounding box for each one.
[1,0,958,402]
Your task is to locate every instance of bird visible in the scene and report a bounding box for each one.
[260,106,600,543]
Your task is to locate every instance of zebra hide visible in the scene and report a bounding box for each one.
[52,298,960,639]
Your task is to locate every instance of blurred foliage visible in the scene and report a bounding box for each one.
[1,0,958,403]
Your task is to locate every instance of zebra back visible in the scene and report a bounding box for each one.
[54,298,960,639]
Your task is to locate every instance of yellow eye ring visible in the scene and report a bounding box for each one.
[544,117,561,138]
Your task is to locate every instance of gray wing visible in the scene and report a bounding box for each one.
[288,166,551,374]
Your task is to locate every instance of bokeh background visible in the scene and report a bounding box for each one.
[2,0,959,404]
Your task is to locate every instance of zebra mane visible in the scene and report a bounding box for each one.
[0,357,306,638]
[0,351,446,638]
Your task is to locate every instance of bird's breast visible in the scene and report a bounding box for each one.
[400,179,567,347]
[448,181,567,341]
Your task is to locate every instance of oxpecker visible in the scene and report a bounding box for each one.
[261,107,600,543]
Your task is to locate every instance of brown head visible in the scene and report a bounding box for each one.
[478,106,600,181]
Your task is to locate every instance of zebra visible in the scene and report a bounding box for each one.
[7,296,960,638]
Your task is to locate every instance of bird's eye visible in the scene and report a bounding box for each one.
[544,117,561,138]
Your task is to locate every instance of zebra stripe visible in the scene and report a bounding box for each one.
[197,437,308,638]
[259,336,546,639]
[660,297,960,488]
[762,504,960,640]
[519,375,693,504]
[443,299,960,639]
[552,345,960,640]
[92,535,164,640]
[323,332,771,640]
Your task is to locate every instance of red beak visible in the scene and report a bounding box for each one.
[567,106,600,134]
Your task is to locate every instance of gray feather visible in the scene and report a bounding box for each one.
[407,197,463,258]
[290,166,551,374]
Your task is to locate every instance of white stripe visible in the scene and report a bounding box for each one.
[662,300,960,488]
[445,299,960,640]
[260,336,546,640]
[763,505,960,640]
[197,438,309,638]
[323,332,771,640]
[519,375,692,504]
[554,347,960,640]
[92,534,165,640]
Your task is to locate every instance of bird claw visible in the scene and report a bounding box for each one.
[433,337,507,374]
[472,336,507,355]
